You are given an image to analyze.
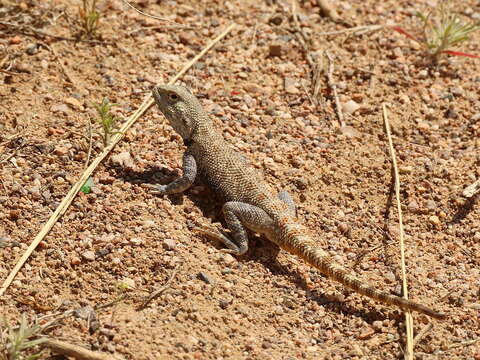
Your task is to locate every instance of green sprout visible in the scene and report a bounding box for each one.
[1,316,46,360]
[79,0,100,37]
[94,98,120,147]
[393,1,480,62]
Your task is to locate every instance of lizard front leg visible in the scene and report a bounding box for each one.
[196,202,274,256]
[145,152,197,195]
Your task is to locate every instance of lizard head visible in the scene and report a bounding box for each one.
[152,84,208,142]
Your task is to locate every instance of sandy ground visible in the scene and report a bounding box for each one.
[0,0,479,359]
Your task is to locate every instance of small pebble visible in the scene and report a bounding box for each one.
[268,14,283,25]
[26,43,38,55]
[50,104,69,114]
[64,96,82,109]
[122,277,135,289]
[384,271,395,283]
[268,43,282,57]
[70,256,82,265]
[284,77,299,94]
[392,47,403,58]
[418,70,428,79]
[9,36,22,44]
[221,268,233,274]
[14,63,31,73]
[219,299,231,309]
[337,223,349,234]
[342,100,360,114]
[445,107,458,119]
[340,126,361,138]
[221,253,236,265]
[425,200,437,211]
[197,272,214,284]
[357,327,375,340]
[372,321,383,331]
[110,151,134,169]
[163,238,177,250]
[129,237,143,246]
[407,200,420,214]
[450,87,464,96]
[399,166,413,174]
[81,251,96,261]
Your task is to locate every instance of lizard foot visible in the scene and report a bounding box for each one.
[193,226,247,256]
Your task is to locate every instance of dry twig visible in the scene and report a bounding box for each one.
[413,323,433,346]
[0,20,109,44]
[43,338,120,360]
[290,0,315,69]
[0,23,236,297]
[312,58,323,103]
[42,43,76,85]
[0,68,17,75]
[446,338,479,350]
[325,51,345,127]
[138,263,182,310]
[317,24,385,37]
[120,0,191,28]
[382,104,414,360]
[463,178,480,198]
[84,118,93,170]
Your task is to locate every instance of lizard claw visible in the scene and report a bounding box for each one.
[142,183,167,194]
[193,226,246,255]
[192,225,226,237]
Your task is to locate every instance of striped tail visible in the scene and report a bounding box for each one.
[277,221,446,320]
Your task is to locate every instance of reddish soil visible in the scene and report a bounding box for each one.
[1,0,479,359]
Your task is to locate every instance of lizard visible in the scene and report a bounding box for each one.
[146,84,446,320]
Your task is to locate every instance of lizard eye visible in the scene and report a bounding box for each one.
[168,93,179,101]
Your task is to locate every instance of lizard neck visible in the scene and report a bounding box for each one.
[190,120,222,145]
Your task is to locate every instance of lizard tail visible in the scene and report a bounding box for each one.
[278,223,446,320]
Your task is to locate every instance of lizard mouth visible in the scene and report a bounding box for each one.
[152,87,162,103]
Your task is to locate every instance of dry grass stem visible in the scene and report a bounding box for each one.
[138,263,182,310]
[43,338,119,360]
[317,24,385,37]
[84,118,93,170]
[325,50,345,127]
[121,0,191,28]
[0,20,109,44]
[290,0,315,69]
[382,104,414,360]
[44,43,76,85]
[463,178,480,197]
[413,323,433,346]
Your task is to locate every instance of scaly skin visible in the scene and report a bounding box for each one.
[148,84,445,320]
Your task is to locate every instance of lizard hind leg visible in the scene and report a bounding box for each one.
[194,201,275,256]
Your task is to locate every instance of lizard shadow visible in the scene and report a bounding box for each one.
[119,164,395,322]
[248,239,388,322]
[113,164,189,205]
[449,195,478,225]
